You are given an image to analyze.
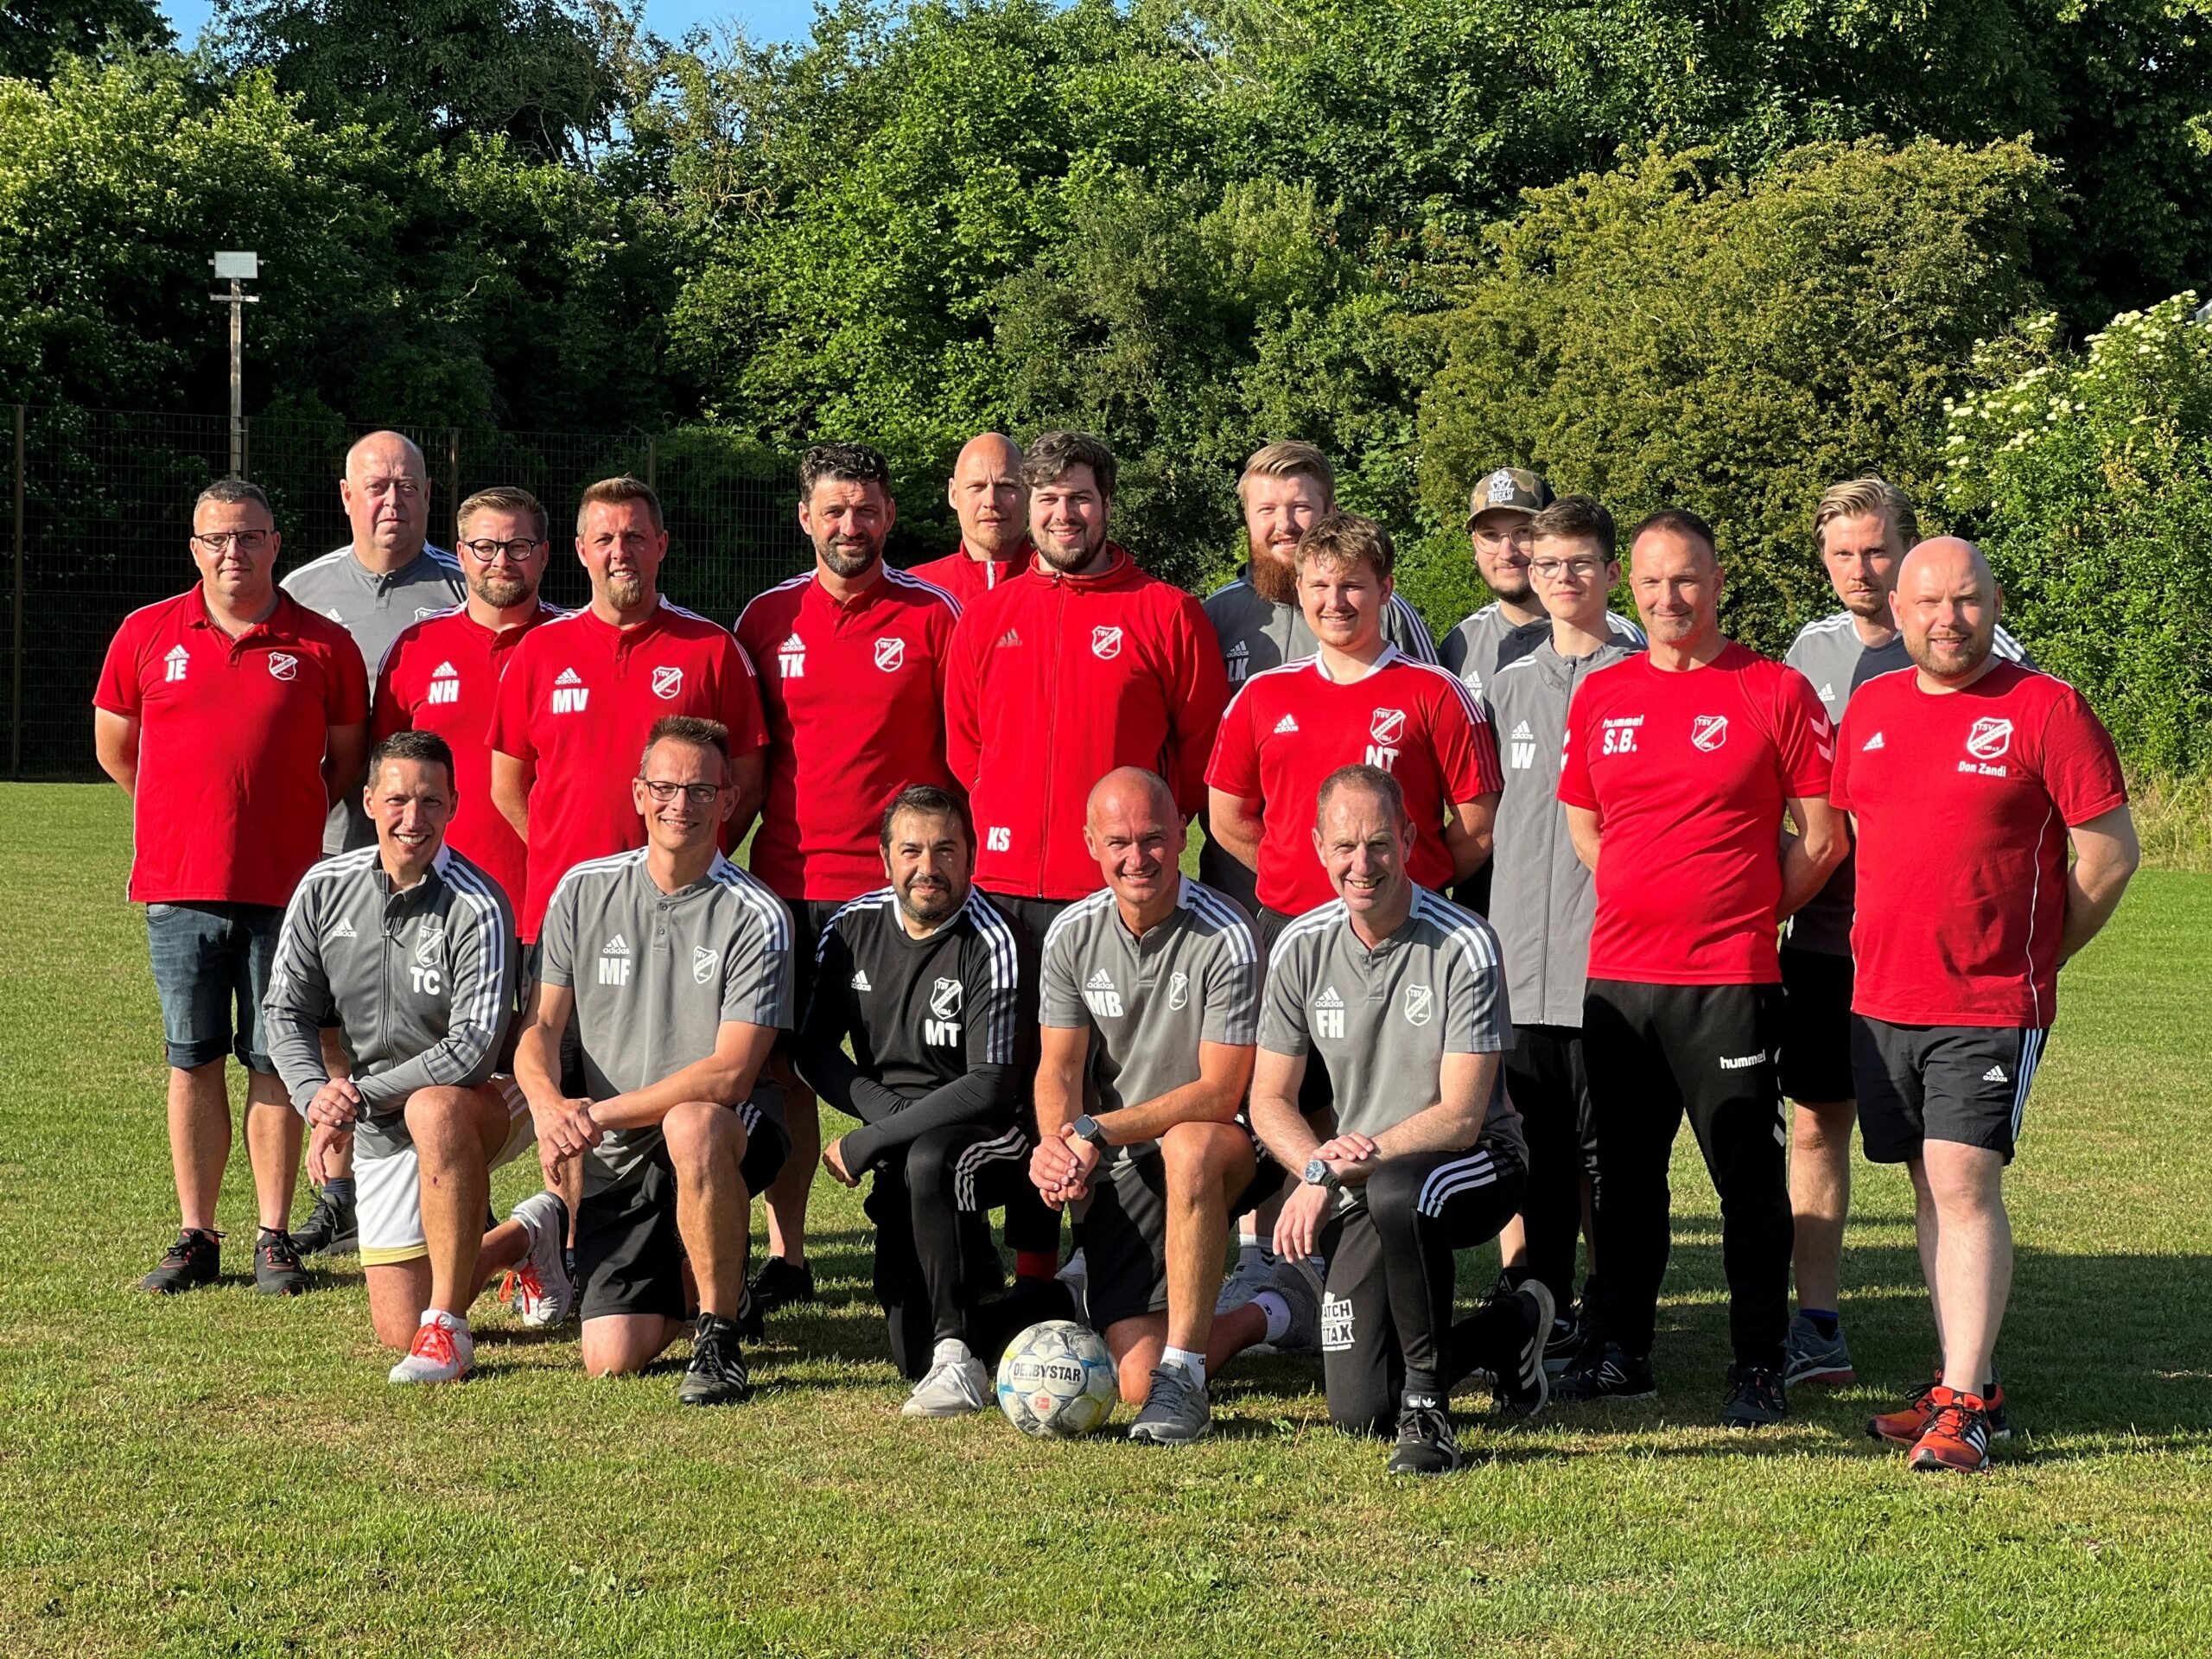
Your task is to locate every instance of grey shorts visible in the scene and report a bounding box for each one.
[145,901,284,1071]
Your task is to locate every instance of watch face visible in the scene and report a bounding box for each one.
[1304,1159,1329,1185]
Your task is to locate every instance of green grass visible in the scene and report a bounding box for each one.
[3,784,2208,1657]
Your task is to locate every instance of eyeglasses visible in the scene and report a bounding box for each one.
[459,537,543,562]
[193,531,270,553]
[639,779,725,806]
[1531,558,1606,582]
[1471,524,1535,549]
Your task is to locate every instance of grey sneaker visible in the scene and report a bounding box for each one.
[1214,1250,1277,1315]
[902,1339,992,1418]
[1128,1362,1211,1445]
[1490,1279,1554,1418]
[1263,1255,1325,1355]
[503,1191,573,1328]
[1783,1314,1855,1386]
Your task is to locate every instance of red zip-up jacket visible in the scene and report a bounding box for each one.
[944,545,1229,900]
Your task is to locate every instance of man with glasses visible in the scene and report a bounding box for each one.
[95,480,368,1297]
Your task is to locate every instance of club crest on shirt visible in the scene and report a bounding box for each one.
[1370,708,1408,747]
[415,606,444,620]
[929,976,963,1020]
[1403,983,1433,1027]
[874,636,906,672]
[1167,970,1190,1012]
[1691,714,1728,752]
[651,664,683,700]
[413,925,444,967]
[1966,717,2015,760]
[267,652,299,682]
[692,946,719,984]
[1091,626,1123,660]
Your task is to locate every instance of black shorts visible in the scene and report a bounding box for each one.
[1778,947,1855,1105]
[573,1104,793,1321]
[1081,1135,1276,1331]
[1851,1016,2047,1166]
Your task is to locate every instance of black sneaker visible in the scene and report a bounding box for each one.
[253,1228,309,1297]
[1386,1398,1461,1476]
[1542,1314,1586,1375]
[733,1286,764,1344]
[290,1188,358,1256]
[1553,1340,1658,1402]
[1489,1280,1554,1418]
[143,1228,221,1294]
[1720,1363,1788,1428]
[747,1255,815,1314]
[677,1313,752,1406]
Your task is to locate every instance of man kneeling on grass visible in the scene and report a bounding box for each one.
[264,730,569,1382]
[517,716,795,1404]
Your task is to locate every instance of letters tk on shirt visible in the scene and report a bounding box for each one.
[1832,660,2126,1030]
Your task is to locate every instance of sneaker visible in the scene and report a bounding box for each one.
[290,1188,357,1256]
[1870,1374,2012,1446]
[1262,1255,1325,1355]
[499,1191,574,1328]
[1542,1314,1586,1376]
[252,1228,309,1296]
[1128,1362,1212,1445]
[677,1313,752,1406]
[1720,1363,1788,1428]
[902,1339,993,1418]
[1386,1398,1460,1476]
[1055,1248,1088,1314]
[1909,1389,1994,1472]
[1554,1340,1658,1402]
[1783,1314,1856,1387]
[1215,1249,1277,1315]
[747,1255,816,1316]
[1490,1279,1554,1418]
[389,1310,474,1382]
[143,1228,222,1294]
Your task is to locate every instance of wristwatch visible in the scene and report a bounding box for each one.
[1072,1114,1111,1151]
[1302,1157,1342,1193]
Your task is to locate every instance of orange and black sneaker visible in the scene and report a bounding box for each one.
[1910,1389,1994,1472]
[1869,1372,2012,1445]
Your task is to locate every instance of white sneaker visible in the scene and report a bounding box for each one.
[1054,1249,1088,1316]
[389,1310,474,1383]
[902,1338,992,1417]
[502,1191,573,1328]
[1215,1249,1277,1315]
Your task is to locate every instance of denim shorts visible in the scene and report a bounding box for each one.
[144,901,286,1072]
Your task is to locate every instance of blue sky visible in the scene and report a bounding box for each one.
[159,0,822,53]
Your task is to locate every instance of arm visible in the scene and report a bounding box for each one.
[94,709,139,797]
[841,1068,1014,1168]
[514,977,600,1166]
[2061,804,2139,962]
[491,750,533,841]
[262,886,343,1115]
[1206,787,1265,874]
[1443,791,1498,882]
[1565,804,1602,874]
[588,1018,779,1131]
[1166,601,1232,818]
[1777,794,1848,919]
[1029,1020,1092,1203]
[1093,1040,1254,1143]
[943,613,984,787]
[791,935,906,1127]
[349,903,514,1111]
[1357,1050,1496,1169]
[324,721,368,809]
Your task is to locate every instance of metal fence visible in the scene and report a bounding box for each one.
[3,406,807,779]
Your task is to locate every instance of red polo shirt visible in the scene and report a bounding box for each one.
[487,599,768,941]
[373,600,563,911]
[734,567,961,902]
[1206,645,1501,914]
[907,541,1033,609]
[93,588,367,906]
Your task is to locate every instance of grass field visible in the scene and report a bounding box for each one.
[3,783,2209,1657]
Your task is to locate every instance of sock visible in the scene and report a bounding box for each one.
[1801,1307,1840,1339]
[423,1307,466,1330]
[1251,1289,1292,1345]
[931,1337,973,1367]
[1161,1345,1206,1389]
[321,1177,355,1208]
[1015,1250,1058,1282]
[1402,1368,1443,1408]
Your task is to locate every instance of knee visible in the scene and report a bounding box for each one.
[662,1101,741,1172]
[1362,1155,1426,1224]
[905,1136,955,1204]
[1160,1120,1243,1197]
[581,1330,652,1378]
[403,1086,474,1150]
[1922,1148,2003,1214]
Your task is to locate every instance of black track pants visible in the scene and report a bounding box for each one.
[868,1121,1033,1378]
[1504,1023,1599,1313]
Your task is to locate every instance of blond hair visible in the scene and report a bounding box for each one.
[1238,441,1335,505]
[1814,475,1916,553]
[458,486,548,543]
[575,475,663,536]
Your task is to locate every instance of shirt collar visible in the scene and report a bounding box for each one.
[1312,641,1401,684]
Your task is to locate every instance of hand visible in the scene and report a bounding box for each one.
[822,1137,860,1189]
[1030,1128,1084,1207]
[306,1077,361,1129]
[1274,1177,1334,1262]
[307,1122,352,1186]
[537,1096,604,1165]
[1313,1132,1377,1167]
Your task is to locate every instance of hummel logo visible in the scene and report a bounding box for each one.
[1864,731,1885,751]
[851,969,872,991]
[329,917,358,939]
[556,667,582,686]
[601,934,630,956]
[1983,1065,2010,1084]
[1274,713,1300,734]
[1718,1051,1767,1071]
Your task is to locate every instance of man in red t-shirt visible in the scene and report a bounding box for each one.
[1834,537,2135,1472]
[93,479,369,1299]
[1552,508,1847,1427]
[734,442,963,1311]
[906,432,1034,605]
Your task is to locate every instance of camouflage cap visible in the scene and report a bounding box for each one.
[1466,467,1554,525]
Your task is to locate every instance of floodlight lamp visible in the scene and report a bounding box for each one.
[213,251,259,280]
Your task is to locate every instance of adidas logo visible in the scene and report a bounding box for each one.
[1315,986,1343,1010]
[997,628,1021,648]
[1510,721,1533,741]
[601,933,630,956]
[1864,731,1885,751]
[781,633,804,652]
[1983,1065,2010,1084]
[1818,683,1834,702]
[1084,967,1124,1017]
[329,917,358,939]
[556,667,582,687]
[1274,713,1300,734]
[851,969,872,991]
[432,661,457,678]
[1087,969,1115,991]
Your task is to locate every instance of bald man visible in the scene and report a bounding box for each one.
[908,433,1034,606]
[1835,537,2134,1472]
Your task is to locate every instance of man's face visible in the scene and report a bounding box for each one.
[632,739,733,855]
[341,440,429,561]
[1244,473,1330,573]
[800,477,894,580]
[455,509,546,609]
[1297,556,1389,654]
[1894,549,1998,682]
[1470,509,1536,603]
[365,756,453,883]
[189,499,280,601]
[1031,465,1110,571]
[884,809,974,928]
[1084,787,1184,912]
[1314,786,1408,918]
[1629,529,1722,647]
[1821,511,1904,623]
[948,444,1027,559]
[578,500,667,611]
[1529,535,1618,630]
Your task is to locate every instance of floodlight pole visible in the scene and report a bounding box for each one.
[208,253,260,478]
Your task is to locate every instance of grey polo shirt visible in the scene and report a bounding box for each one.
[263,843,517,1160]
[1038,876,1259,1166]
[1483,635,1640,1028]
[1200,568,1435,907]
[538,848,795,1197]
[1783,611,2033,957]
[1441,601,1643,701]
[1259,887,1522,1165]
[283,543,465,853]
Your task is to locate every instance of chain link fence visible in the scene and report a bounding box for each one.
[4,406,806,779]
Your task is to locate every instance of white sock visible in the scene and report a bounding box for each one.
[1162,1345,1206,1389]
[1251,1290,1291,1345]
[931,1337,973,1368]
[423,1308,466,1331]
[1236,1226,1266,1262]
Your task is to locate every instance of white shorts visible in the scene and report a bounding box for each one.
[358,1077,537,1267]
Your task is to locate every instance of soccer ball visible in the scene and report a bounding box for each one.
[995,1319,1117,1439]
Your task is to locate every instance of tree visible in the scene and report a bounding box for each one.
[2,0,168,83]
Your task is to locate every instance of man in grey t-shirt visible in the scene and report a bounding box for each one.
[1030,768,1317,1445]
[518,715,793,1405]
[1250,764,1547,1477]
